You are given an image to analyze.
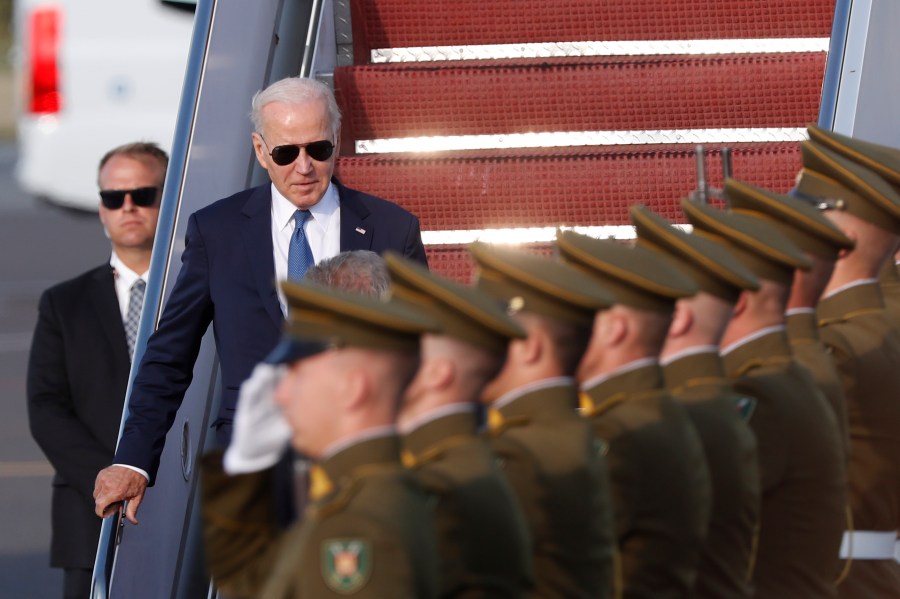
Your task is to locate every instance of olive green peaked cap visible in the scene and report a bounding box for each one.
[631,204,759,303]
[469,241,615,326]
[556,229,697,313]
[681,199,811,286]
[807,123,900,189]
[798,140,900,235]
[266,280,439,363]
[725,178,854,260]
[384,251,526,354]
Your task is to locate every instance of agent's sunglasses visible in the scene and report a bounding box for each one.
[99,186,159,210]
[260,136,335,165]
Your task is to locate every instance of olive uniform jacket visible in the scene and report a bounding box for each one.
[817,283,900,598]
[878,260,900,329]
[486,378,616,599]
[662,351,761,599]
[785,311,851,460]
[581,362,711,599]
[202,434,439,599]
[401,410,533,598]
[721,328,846,599]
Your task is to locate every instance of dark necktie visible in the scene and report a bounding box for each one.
[288,210,315,280]
[125,279,146,361]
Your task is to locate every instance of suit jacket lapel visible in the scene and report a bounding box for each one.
[240,186,284,329]
[89,265,130,365]
[337,179,374,251]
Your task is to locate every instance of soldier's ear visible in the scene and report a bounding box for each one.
[600,310,628,348]
[429,358,455,391]
[343,369,369,410]
[732,292,748,318]
[517,330,543,365]
[667,302,693,339]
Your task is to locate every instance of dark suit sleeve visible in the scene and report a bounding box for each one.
[114,213,215,483]
[403,215,428,267]
[27,289,112,501]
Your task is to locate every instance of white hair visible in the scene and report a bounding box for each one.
[249,77,342,138]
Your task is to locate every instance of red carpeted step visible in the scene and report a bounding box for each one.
[427,245,476,283]
[427,243,555,283]
[335,143,801,231]
[350,0,835,60]
[334,54,824,144]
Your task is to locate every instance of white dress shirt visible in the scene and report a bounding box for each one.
[109,252,149,320]
[271,182,341,315]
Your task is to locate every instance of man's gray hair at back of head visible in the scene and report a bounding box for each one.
[305,251,391,298]
[250,77,342,139]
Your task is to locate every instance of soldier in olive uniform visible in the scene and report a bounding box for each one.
[469,242,618,599]
[630,205,762,599]
[683,199,846,599]
[557,230,712,599]
[724,179,855,460]
[383,252,534,598]
[796,128,900,597]
[202,282,440,599]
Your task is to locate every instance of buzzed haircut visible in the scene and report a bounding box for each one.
[521,312,592,375]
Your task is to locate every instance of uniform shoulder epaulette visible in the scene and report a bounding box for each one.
[819,307,882,326]
[309,463,404,521]
[401,434,474,469]
[308,477,364,521]
[486,410,531,437]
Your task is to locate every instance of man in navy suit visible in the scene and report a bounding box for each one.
[28,142,167,598]
[93,77,427,524]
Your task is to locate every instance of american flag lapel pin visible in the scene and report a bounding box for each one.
[355,227,366,235]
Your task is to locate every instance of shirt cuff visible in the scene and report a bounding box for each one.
[112,463,150,482]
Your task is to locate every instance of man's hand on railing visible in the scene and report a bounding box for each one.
[93,466,149,525]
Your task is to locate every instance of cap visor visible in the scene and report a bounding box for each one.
[263,337,329,365]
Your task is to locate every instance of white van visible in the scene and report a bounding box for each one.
[12,0,195,210]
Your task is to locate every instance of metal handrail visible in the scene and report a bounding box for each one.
[818,0,853,129]
[90,0,334,594]
[89,0,214,595]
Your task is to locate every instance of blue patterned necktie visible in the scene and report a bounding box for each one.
[125,278,146,362]
[288,209,315,280]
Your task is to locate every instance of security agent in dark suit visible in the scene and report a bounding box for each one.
[93,76,428,525]
[470,242,618,599]
[27,142,167,599]
[557,230,712,599]
[632,205,762,599]
[685,200,846,599]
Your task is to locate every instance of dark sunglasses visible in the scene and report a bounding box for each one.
[99,186,159,210]
[261,136,335,165]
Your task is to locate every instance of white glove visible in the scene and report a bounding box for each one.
[224,362,292,474]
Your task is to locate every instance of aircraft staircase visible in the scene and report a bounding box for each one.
[333,0,836,281]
